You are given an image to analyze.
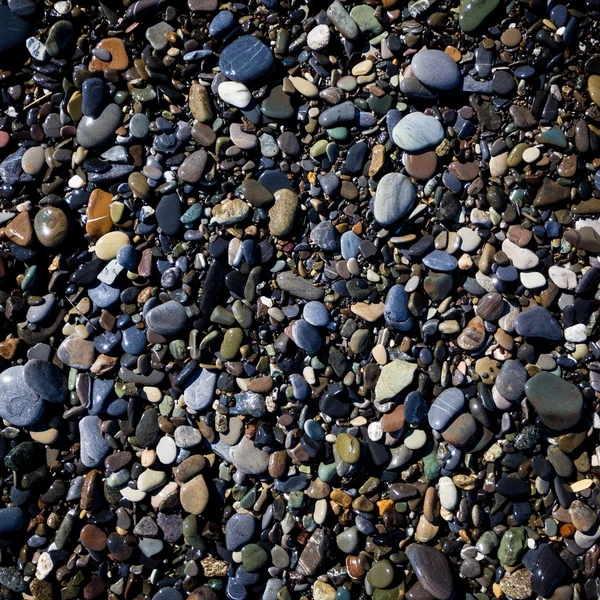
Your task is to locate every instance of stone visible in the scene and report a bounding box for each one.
[515,306,562,341]
[525,372,583,430]
[495,360,527,402]
[411,50,460,90]
[23,359,66,403]
[230,436,269,475]
[146,300,187,335]
[384,284,413,331]
[5,212,33,247]
[86,189,113,237]
[269,189,298,237]
[373,173,416,226]
[178,150,207,183]
[392,112,445,151]
[77,104,123,150]
[0,507,23,535]
[225,513,255,551]
[406,544,454,600]
[531,546,566,598]
[184,368,217,411]
[0,366,44,427]
[79,415,110,468]
[180,474,209,515]
[375,360,418,402]
[428,388,464,431]
[0,5,30,55]
[307,24,330,51]
[459,0,500,31]
[33,207,68,248]
[218,81,252,108]
[57,335,96,369]
[219,36,275,83]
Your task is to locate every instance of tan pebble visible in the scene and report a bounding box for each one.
[95,231,130,260]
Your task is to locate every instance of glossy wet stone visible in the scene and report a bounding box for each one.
[219,36,275,83]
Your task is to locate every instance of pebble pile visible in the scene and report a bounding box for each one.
[0,0,600,599]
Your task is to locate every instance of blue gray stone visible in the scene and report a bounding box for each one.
[76,103,122,150]
[423,250,458,272]
[384,284,413,331]
[122,325,147,355]
[0,5,31,55]
[23,359,67,404]
[411,49,460,90]
[184,368,218,411]
[26,293,55,324]
[292,320,322,354]
[0,366,44,427]
[226,513,256,551]
[219,36,275,83]
[515,306,562,341]
[0,507,23,535]
[428,388,465,431]
[310,221,339,251]
[303,301,330,327]
[341,230,361,259]
[146,300,187,335]
[392,112,445,151]
[89,282,120,308]
[373,172,416,226]
[79,415,110,468]
[209,10,236,37]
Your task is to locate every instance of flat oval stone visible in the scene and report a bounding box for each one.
[428,388,465,431]
[525,372,583,430]
[226,513,256,551]
[184,368,218,412]
[411,49,460,90]
[146,300,187,335]
[392,112,445,151]
[373,172,416,226]
[515,306,562,341]
[407,544,454,599]
[218,81,252,108]
[384,284,413,331]
[219,36,274,83]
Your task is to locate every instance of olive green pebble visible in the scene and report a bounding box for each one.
[335,433,361,464]
[241,543,268,572]
[367,559,395,589]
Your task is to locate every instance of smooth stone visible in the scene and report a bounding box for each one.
[230,436,269,475]
[180,475,209,515]
[276,272,325,300]
[406,544,454,600]
[269,189,298,237]
[525,372,583,430]
[501,239,539,270]
[375,360,418,402]
[441,413,478,446]
[428,388,464,431]
[411,49,460,90]
[21,146,45,176]
[367,559,394,589]
[226,513,256,551]
[77,103,122,150]
[0,507,23,535]
[459,0,500,31]
[33,207,68,248]
[422,250,457,272]
[156,436,177,465]
[178,149,207,183]
[291,320,321,354]
[0,366,44,427]
[146,300,187,335]
[219,36,274,83]
[498,527,527,566]
[156,193,182,236]
[438,476,458,510]
[373,172,416,226]
[531,546,566,597]
[326,1,359,40]
[303,302,330,327]
[341,231,361,260]
[218,81,252,108]
[0,5,31,55]
[79,415,110,468]
[23,359,66,403]
[318,101,356,127]
[384,284,413,331]
[515,306,562,341]
[392,112,445,151]
[209,10,235,37]
[307,24,330,51]
[56,335,95,369]
[184,368,217,411]
[495,360,527,402]
[26,293,55,324]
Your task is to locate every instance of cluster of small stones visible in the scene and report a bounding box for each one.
[1,0,600,600]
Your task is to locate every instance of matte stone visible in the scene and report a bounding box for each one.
[428,388,464,431]
[392,112,445,151]
[373,173,416,226]
[79,415,110,468]
[146,300,187,335]
[525,372,583,430]
[495,360,527,402]
[515,306,562,341]
[0,366,44,427]
[184,368,218,411]
[411,49,460,90]
[23,359,67,403]
[77,104,123,150]
[226,513,256,551]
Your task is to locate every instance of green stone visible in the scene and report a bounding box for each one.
[318,462,338,482]
[458,0,500,31]
[326,127,349,141]
[242,543,268,572]
[372,584,405,600]
[350,5,383,36]
[220,327,244,360]
[498,527,527,567]
[534,125,568,148]
[367,559,394,589]
[524,372,583,430]
[375,360,418,402]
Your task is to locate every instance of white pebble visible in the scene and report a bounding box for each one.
[218,81,252,109]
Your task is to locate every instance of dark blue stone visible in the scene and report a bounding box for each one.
[258,169,292,193]
[514,65,536,78]
[90,378,114,416]
[531,546,566,597]
[310,221,339,251]
[384,284,412,331]
[93,330,122,354]
[122,326,147,355]
[515,306,562,341]
[117,244,139,271]
[550,4,568,27]
[81,78,106,118]
[219,35,275,83]
[0,5,30,55]
[404,391,428,425]
[88,282,120,308]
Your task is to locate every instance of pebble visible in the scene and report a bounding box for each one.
[411,49,461,90]
[219,36,275,83]
[392,112,445,151]
[373,172,416,225]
